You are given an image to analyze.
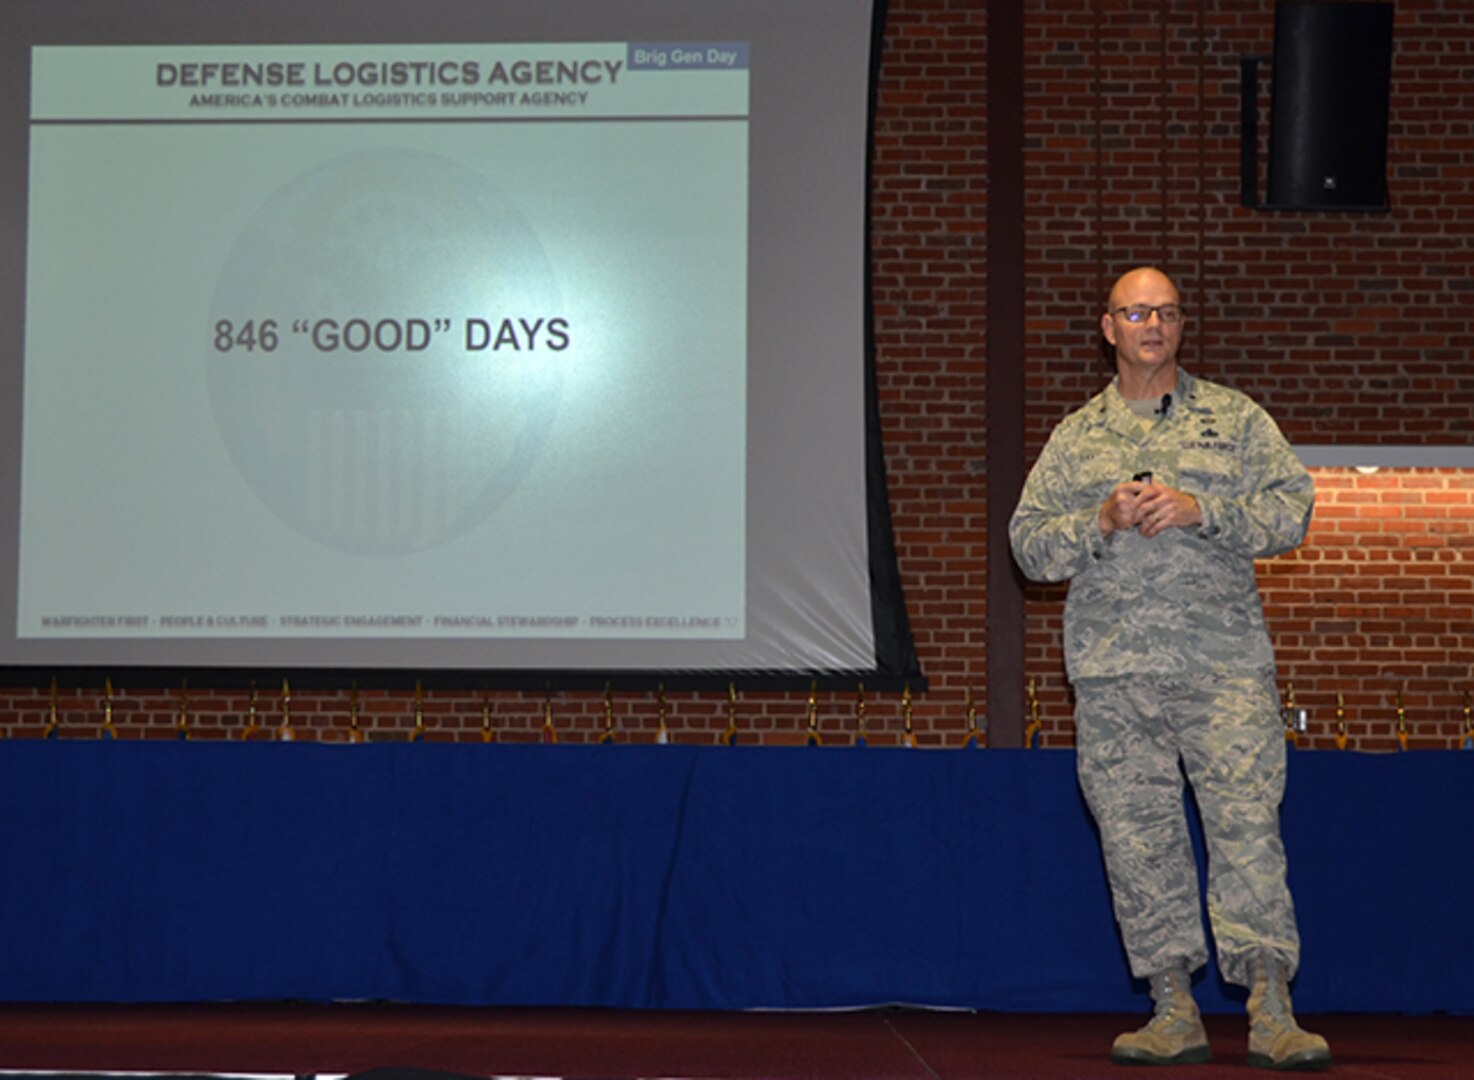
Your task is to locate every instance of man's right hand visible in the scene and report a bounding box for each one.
[1099,480,1149,536]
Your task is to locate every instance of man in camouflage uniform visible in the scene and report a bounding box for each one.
[1009,267,1331,1071]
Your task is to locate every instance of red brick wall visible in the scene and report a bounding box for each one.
[1267,469,1474,750]
[1022,0,1474,749]
[4,1,1471,749]
[870,0,990,744]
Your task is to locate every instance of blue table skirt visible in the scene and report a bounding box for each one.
[1,742,1469,1013]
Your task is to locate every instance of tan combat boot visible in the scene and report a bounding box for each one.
[1246,955,1332,1071]
[1111,968,1212,1066]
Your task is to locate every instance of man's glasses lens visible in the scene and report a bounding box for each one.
[1119,304,1183,324]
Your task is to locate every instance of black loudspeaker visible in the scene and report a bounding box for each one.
[1267,1,1394,210]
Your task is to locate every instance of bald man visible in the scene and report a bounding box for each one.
[1010,268,1330,1071]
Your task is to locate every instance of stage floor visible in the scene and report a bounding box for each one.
[1,1004,1471,1080]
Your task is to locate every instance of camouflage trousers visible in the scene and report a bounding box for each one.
[1073,671,1300,988]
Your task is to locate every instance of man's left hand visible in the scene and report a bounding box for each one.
[1136,483,1202,538]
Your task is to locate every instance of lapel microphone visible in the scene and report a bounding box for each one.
[1158,393,1172,417]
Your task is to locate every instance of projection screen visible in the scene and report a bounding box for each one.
[0,0,920,687]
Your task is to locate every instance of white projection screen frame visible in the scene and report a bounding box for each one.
[0,0,921,689]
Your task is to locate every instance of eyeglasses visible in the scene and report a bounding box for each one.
[1111,303,1184,325]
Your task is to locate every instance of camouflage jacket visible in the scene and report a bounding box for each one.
[1009,370,1313,682]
